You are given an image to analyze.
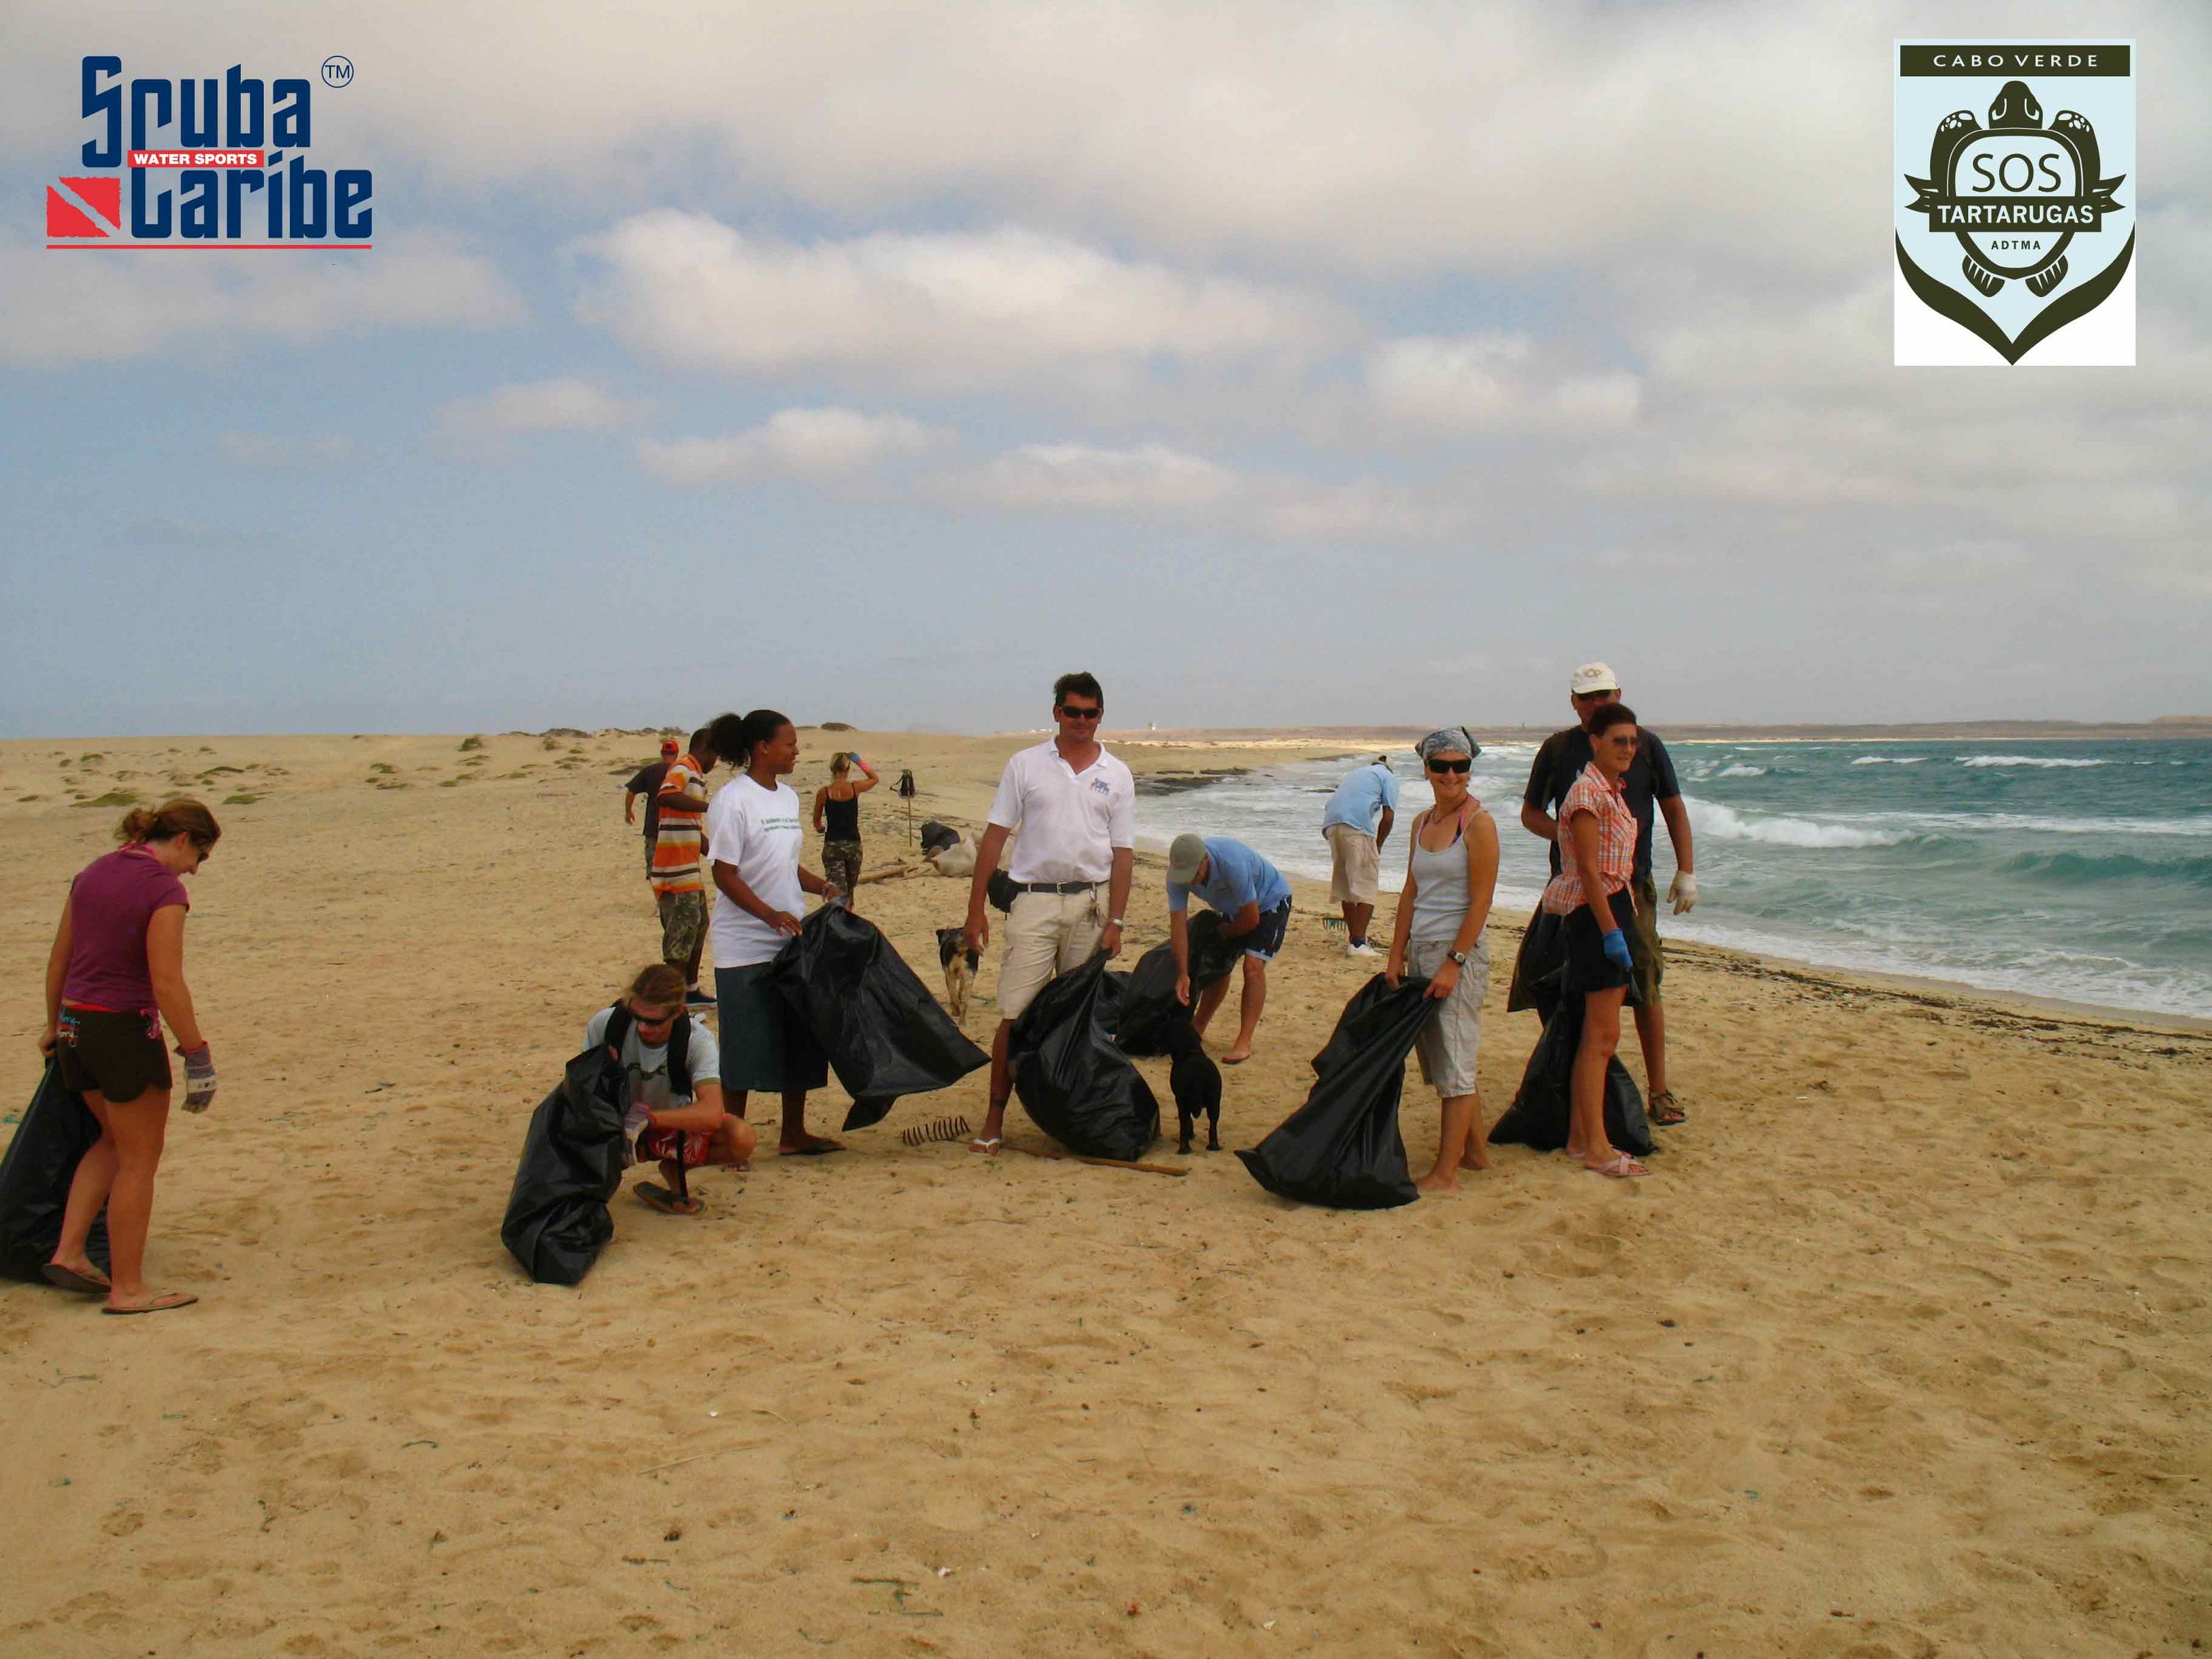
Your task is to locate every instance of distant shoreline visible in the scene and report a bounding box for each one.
[6,718,2208,747]
[1107,719,2212,745]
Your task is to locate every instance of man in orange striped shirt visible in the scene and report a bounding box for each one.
[653,724,722,1009]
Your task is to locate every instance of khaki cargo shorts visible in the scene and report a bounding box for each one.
[1327,824,1382,905]
[995,886,1106,1020]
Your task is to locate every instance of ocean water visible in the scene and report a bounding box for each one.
[1135,739,2212,1020]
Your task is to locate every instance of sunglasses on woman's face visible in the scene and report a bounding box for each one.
[1426,757,1472,774]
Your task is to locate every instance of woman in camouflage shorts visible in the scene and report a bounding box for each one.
[812,750,878,911]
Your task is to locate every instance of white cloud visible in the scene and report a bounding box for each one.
[434,377,650,461]
[638,408,953,483]
[1254,477,1474,540]
[217,432,356,469]
[0,230,523,366]
[442,378,650,434]
[924,442,1240,515]
[577,212,1349,388]
[1366,334,1641,432]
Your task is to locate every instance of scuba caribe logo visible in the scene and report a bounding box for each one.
[1893,44,2134,366]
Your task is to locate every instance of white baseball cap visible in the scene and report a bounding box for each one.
[1570,661,1619,695]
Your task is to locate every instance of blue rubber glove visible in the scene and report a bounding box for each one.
[1601,929,1633,973]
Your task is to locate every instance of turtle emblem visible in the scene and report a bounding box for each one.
[1906,79,2126,300]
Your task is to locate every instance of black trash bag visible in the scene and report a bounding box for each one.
[918,820,960,857]
[768,905,988,1131]
[1505,905,1567,1018]
[1489,995,1653,1158]
[1113,911,1239,1059]
[1237,975,1432,1210]
[1009,953,1158,1161]
[501,1043,629,1286]
[0,1065,113,1283]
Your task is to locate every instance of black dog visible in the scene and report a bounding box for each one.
[935,926,981,1022]
[1170,1047,1222,1153]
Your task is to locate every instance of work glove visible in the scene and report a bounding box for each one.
[622,1102,653,1166]
[180,1043,218,1113]
[1669,872,1699,914]
[1601,930,1634,973]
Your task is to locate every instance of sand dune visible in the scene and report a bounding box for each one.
[1,728,2207,1655]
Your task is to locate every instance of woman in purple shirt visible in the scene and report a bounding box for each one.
[38,799,221,1314]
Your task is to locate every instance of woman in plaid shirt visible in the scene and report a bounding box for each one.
[1537,701,1648,1178]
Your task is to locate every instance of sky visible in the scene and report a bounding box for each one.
[4,1,2208,737]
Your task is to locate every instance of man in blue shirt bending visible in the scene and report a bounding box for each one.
[1166,833,1295,1063]
[1320,756,1399,956]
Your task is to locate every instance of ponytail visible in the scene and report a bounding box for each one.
[734,708,790,768]
[117,797,221,850]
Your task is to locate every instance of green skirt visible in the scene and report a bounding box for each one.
[714,961,828,1093]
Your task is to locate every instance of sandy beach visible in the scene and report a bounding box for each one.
[2,727,2208,1657]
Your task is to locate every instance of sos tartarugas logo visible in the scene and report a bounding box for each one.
[1893,41,2133,366]
[45,55,372,248]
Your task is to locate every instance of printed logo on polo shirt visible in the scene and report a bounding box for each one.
[1090,778,1111,796]
[1894,41,2133,365]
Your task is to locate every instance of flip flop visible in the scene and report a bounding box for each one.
[781,1139,844,1158]
[102,1291,198,1315]
[967,1136,1002,1155]
[1588,1153,1649,1180]
[42,1262,111,1295]
[636,1182,703,1216]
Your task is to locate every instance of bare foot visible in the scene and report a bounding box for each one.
[1414,1171,1461,1194]
[779,1133,844,1157]
[1459,1144,1492,1172]
[1222,1044,1254,1065]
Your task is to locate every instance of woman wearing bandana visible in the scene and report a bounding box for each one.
[1385,728,1500,1194]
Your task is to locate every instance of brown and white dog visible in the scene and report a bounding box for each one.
[935,926,980,1022]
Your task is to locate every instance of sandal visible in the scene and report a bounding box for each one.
[1588,1153,1649,1179]
[1649,1091,1686,1127]
[636,1182,703,1216]
[102,1290,198,1315]
[967,1136,1002,1155]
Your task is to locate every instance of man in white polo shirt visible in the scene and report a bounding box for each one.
[960,670,1135,1152]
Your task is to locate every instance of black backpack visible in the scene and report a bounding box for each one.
[602,1001,694,1098]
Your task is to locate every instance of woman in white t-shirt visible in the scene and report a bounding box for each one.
[705,709,846,1155]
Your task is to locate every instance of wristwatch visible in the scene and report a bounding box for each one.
[1107,917,1124,928]
[1447,950,1469,966]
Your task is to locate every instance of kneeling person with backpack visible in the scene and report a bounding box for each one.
[589,965,756,1216]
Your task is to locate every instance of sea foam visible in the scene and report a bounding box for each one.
[1687,801,1908,849]
[1958,754,2108,769]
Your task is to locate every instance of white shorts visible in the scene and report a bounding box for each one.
[1409,933,1489,1097]
[995,887,1106,1020]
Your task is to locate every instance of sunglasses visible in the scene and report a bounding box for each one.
[632,1006,681,1028]
[1058,705,1103,720]
[1600,734,1639,748]
[1425,757,1472,774]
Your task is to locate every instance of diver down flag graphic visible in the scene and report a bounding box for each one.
[46,177,121,237]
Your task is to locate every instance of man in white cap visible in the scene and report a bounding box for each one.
[1519,663,1697,1124]
[1166,833,1294,1064]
